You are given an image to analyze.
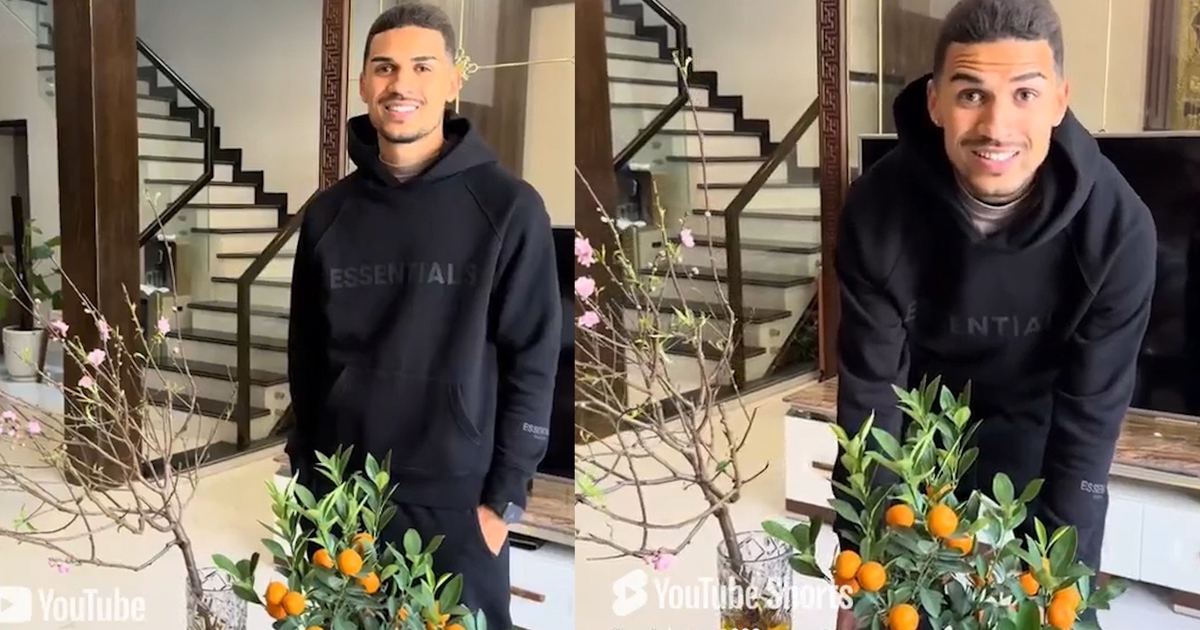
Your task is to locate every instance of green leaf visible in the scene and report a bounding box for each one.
[294,484,317,510]
[375,471,390,491]
[939,386,957,415]
[333,617,357,630]
[403,529,421,558]
[992,473,1015,506]
[439,574,464,611]
[1048,527,1077,575]
[952,406,971,427]
[870,428,904,462]
[807,515,823,548]
[918,585,944,617]
[1018,478,1044,504]
[958,448,979,477]
[1014,599,1041,630]
[788,555,826,579]
[762,520,798,548]
[828,499,862,527]
[1035,518,1048,548]
[211,553,241,579]
[946,579,970,616]
[231,583,261,605]
[259,538,288,562]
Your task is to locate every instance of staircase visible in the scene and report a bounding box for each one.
[135,61,293,456]
[4,0,291,458]
[605,1,820,396]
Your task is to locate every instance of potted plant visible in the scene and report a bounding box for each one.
[765,379,1129,629]
[214,447,488,630]
[0,203,61,380]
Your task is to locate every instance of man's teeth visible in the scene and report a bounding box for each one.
[974,150,1016,161]
[386,104,417,113]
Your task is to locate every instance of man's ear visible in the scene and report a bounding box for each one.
[926,78,941,127]
[1053,77,1070,126]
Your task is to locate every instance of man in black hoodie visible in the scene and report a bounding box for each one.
[832,0,1154,627]
[284,3,560,628]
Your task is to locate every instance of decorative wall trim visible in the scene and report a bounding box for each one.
[817,0,847,379]
[319,0,351,191]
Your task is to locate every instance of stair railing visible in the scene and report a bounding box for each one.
[722,96,820,384]
[136,38,215,246]
[611,0,689,170]
[233,193,315,448]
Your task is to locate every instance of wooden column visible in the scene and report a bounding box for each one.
[53,0,142,479]
[320,0,351,190]
[574,0,623,440]
[817,0,848,379]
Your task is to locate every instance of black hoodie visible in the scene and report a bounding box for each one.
[832,76,1156,570]
[285,112,561,512]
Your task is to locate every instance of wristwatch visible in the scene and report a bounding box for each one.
[489,501,525,524]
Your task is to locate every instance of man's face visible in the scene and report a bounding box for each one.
[360,26,461,145]
[926,39,1069,203]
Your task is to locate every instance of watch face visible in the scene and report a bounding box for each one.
[502,503,525,523]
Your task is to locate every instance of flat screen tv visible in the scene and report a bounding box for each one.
[536,227,576,480]
[858,132,1200,419]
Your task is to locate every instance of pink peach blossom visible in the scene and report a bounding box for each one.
[87,349,106,366]
[575,236,595,267]
[679,228,695,248]
[577,311,601,329]
[575,276,596,300]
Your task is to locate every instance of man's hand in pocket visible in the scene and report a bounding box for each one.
[476,505,509,556]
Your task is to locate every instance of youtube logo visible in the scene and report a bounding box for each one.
[0,587,32,623]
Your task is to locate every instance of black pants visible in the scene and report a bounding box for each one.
[380,503,512,630]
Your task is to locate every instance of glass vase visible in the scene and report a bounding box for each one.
[717,530,792,630]
[186,567,247,630]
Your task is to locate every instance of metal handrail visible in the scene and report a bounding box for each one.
[232,192,316,447]
[611,0,689,169]
[136,38,215,246]
[723,96,821,384]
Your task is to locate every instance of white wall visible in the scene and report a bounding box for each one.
[136,0,323,209]
[655,0,821,166]
[0,8,59,246]
[523,3,574,227]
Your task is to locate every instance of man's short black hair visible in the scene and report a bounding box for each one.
[363,1,457,65]
[932,0,1064,78]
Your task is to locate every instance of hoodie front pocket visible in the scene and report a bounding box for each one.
[328,367,486,476]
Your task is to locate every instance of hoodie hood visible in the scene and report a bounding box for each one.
[347,110,497,187]
[891,73,1101,249]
